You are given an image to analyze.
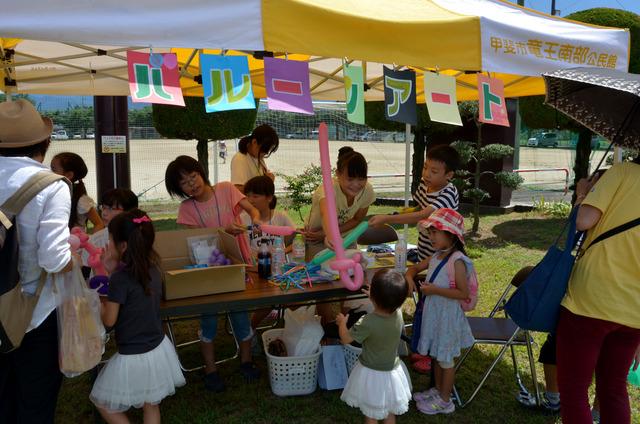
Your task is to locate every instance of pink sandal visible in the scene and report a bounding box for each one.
[409,353,429,363]
[412,357,432,373]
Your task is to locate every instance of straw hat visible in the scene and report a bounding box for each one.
[0,99,53,148]
[418,208,465,244]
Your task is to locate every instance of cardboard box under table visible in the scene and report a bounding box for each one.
[154,228,246,300]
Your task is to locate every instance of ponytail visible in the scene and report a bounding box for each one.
[108,209,160,295]
[53,152,88,228]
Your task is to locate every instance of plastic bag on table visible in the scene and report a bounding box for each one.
[54,263,105,377]
[282,306,323,357]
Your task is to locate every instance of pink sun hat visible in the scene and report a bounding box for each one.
[418,208,465,244]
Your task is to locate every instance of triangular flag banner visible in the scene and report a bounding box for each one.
[477,75,509,127]
[200,54,255,113]
[264,57,313,115]
[383,67,417,125]
[343,63,365,125]
[127,51,184,106]
[423,72,462,126]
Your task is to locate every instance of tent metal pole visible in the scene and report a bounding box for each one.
[404,123,411,237]
[212,141,219,184]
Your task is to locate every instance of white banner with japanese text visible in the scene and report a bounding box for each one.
[434,0,629,76]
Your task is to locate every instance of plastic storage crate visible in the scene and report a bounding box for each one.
[343,343,362,374]
[262,329,321,396]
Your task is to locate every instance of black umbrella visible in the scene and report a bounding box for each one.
[543,67,640,151]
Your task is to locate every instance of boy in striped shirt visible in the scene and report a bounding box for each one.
[369,144,460,261]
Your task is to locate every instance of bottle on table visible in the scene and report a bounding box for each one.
[272,237,286,275]
[394,233,407,273]
[291,233,306,263]
[258,238,272,279]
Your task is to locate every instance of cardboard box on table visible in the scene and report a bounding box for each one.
[154,228,246,300]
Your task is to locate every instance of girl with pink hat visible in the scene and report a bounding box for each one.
[405,208,476,416]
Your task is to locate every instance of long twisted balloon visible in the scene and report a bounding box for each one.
[317,123,363,291]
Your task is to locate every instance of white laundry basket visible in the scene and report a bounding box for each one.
[262,329,321,396]
[343,343,362,375]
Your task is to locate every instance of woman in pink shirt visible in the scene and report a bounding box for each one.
[165,155,262,392]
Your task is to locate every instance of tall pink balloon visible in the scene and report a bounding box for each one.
[317,123,364,291]
[259,224,297,236]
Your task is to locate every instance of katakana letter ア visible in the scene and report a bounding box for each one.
[384,76,412,117]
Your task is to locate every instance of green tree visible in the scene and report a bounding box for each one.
[519,8,640,202]
[0,93,34,104]
[153,97,258,178]
[451,102,523,234]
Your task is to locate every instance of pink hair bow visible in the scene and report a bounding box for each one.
[132,216,152,224]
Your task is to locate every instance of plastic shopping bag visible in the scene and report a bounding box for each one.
[282,306,323,357]
[54,263,105,377]
[318,344,348,390]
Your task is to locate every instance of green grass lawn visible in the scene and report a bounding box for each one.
[56,206,639,423]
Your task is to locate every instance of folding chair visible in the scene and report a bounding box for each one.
[356,223,398,246]
[452,267,541,408]
[164,314,240,372]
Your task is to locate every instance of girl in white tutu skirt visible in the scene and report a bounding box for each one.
[90,210,185,423]
[337,269,412,423]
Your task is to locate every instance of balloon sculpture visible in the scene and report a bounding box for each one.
[69,227,109,295]
[259,224,297,237]
[317,122,364,291]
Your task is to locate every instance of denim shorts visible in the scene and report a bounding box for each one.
[199,311,253,343]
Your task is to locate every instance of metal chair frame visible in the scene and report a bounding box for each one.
[452,281,542,408]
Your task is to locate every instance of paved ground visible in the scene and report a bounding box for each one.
[46,138,606,204]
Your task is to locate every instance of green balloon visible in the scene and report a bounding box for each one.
[310,221,369,265]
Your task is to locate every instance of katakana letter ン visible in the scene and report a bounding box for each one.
[527,39,543,58]
[544,42,559,60]
[133,64,173,100]
[516,42,528,55]
[503,39,516,55]
[597,54,609,68]
[573,47,589,64]
[607,55,618,69]
[558,44,574,62]
[490,37,503,53]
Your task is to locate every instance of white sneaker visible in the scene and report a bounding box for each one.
[413,387,439,402]
[416,394,455,415]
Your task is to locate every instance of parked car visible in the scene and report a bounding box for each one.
[360,131,378,141]
[537,132,558,148]
[73,134,83,139]
[527,137,538,147]
[285,132,305,139]
[51,130,69,140]
[86,132,95,139]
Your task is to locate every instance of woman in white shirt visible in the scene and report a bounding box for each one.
[230,124,279,193]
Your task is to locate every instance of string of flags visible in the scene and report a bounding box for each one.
[127,51,510,128]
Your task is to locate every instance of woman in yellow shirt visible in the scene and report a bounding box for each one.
[557,158,640,424]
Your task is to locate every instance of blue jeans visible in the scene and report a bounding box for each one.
[200,312,253,343]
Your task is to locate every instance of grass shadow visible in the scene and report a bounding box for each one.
[492,218,566,251]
